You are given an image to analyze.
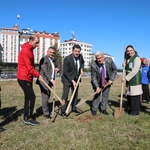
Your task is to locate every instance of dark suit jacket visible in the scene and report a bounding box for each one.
[36,55,54,88]
[91,57,117,89]
[61,53,84,86]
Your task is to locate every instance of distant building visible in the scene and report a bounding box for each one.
[59,33,92,69]
[20,30,60,64]
[0,25,19,63]
[0,25,60,64]
[0,43,3,62]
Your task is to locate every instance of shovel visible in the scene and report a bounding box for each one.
[65,74,82,115]
[76,82,111,107]
[51,72,56,120]
[114,62,125,118]
[40,78,65,106]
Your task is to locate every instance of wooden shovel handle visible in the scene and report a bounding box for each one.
[40,78,64,105]
[65,74,82,114]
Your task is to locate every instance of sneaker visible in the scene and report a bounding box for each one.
[23,118,40,126]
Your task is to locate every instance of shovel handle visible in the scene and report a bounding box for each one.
[65,74,82,114]
[40,78,64,105]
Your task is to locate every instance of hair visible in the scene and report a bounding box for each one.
[125,45,134,51]
[48,46,54,50]
[95,51,105,59]
[72,44,81,51]
[125,45,138,55]
[29,35,39,41]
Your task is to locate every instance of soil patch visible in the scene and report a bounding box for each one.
[76,115,102,123]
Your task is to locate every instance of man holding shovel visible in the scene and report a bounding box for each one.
[91,51,117,116]
[36,47,59,119]
[61,44,84,117]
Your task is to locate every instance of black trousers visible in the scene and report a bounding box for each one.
[127,95,140,115]
[142,84,150,102]
[18,80,36,120]
[61,83,79,113]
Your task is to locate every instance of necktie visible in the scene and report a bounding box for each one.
[101,64,106,87]
[75,58,78,74]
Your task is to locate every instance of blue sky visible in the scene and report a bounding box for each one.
[0,0,150,68]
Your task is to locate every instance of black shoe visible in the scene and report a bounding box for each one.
[61,112,67,118]
[23,118,40,126]
[0,127,5,132]
[92,111,97,116]
[72,109,80,113]
[102,110,109,115]
[129,112,139,116]
[44,115,52,119]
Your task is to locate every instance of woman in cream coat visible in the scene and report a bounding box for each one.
[122,45,142,116]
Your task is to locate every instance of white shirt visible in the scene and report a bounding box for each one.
[49,57,55,82]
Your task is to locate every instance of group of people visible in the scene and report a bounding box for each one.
[15,35,118,126]
[0,35,149,130]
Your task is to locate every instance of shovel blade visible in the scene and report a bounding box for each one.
[114,107,124,119]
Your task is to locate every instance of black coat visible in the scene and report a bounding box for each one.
[61,54,84,86]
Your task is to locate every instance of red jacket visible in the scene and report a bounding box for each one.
[17,42,39,82]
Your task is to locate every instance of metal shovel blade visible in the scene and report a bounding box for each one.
[114,107,124,119]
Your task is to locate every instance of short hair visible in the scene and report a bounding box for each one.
[29,35,39,41]
[72,44,81,51]
[48,46,54,50]
[95,51,105,59]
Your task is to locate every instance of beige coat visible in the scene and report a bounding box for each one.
[125,57,143,96]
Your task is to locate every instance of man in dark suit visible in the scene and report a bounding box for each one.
[61,44,84,117]
[37,47,59,119]
[91,51,117,116]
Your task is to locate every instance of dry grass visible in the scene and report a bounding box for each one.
[0,76,150,150]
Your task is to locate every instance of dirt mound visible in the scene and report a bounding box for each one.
[76,115,102,123]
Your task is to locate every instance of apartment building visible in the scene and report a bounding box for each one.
[0,25,60,64]
[0,25,19,63]
[59,35,92,69]
[31,30,60,64]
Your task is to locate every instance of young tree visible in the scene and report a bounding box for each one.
[53,43,63,74]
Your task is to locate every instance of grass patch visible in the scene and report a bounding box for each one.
[0,76,150,149]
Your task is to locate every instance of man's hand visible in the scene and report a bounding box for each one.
[38,75,43,82]
[72,80,77,88]
[80,69,84,75]
[51,80,56,86]
[108,80,113,85]
[55,68,59,73]
[96,87,101,93]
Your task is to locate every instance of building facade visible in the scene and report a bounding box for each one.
[0,25,19,63]
[0,25,60,64]
[59,36,92,69]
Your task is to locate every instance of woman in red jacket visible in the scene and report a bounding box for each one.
[17,35,43,126]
